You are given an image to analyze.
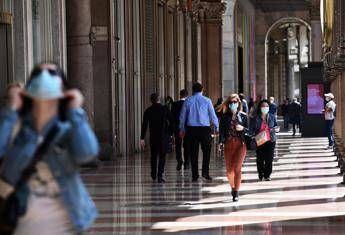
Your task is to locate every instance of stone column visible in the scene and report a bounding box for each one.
[193,0,226,102]
[222,0,235,98]
[309,0,322,62]
[66,0,94,124]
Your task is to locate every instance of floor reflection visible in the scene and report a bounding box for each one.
[85,129,345,235]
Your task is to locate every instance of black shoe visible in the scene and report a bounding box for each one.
[264,177,271,181]
[184,164,190,170]
[202,174,213,181]
[158,177,166,183]
[151,173,157,181]
[259,177,263,182]
[176,162,183,171]
[192,176,199,182]
[232,191,239,202]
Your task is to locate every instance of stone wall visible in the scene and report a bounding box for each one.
[254,10,310,98]
[332,73,345,146]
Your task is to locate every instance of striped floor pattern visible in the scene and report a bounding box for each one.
[84,129,345,235]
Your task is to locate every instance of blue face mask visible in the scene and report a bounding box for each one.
[229,103,239,112]
[25,69,64,100]
[261,107,269,114]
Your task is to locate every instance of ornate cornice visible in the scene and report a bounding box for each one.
[192,0,226,23]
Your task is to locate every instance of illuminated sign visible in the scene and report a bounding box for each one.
[307,84,324,114]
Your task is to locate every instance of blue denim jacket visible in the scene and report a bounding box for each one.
[0,107,99,232]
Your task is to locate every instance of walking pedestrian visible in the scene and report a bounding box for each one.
[248,98,254,113]
[218,94,248,202]
[214,97,223,118]
[171,89,190,171]
[165,96,174,112]
[140,93,174,183]
[323,93,336,148]
[0,63,100,235]
[179,83,219,182]
[239,93,249,114]
[251,99,278,181]
[288,98,302,136]
[281,99,290,130]
[268,96,277,117]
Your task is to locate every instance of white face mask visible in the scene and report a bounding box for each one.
[261,107,269,114]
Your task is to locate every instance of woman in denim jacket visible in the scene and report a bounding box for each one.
[0,63,99,234]
[250,99,278,181]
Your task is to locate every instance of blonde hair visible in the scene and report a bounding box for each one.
[217,93,243,114]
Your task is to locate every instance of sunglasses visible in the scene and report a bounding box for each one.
[31,67,61,78]
[229,101,238,104]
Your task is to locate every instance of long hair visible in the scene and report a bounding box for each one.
[217,93,243,114]
[20,62,70,121]
[256,99,270,117]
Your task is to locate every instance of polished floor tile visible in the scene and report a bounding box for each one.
[84,127,345,235]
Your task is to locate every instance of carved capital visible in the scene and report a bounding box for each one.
[308,0,320,21]
[192,0,226,23]
[178,0,188,12]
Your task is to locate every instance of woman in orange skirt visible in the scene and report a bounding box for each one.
[219,94,248,201]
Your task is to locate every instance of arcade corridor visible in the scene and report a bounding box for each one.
[2,0,345,234]
[84,127,345,234]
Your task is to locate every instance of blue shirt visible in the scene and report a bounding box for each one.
[179,92,219,132]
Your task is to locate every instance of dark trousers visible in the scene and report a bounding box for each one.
[150,142,166,179]
[283,115,289,129]
[292,123,297,135]
[325,119,335,146]
[256,141,275,179]
[292,120,301,135]
[187,126,212,179]
[174,132,190,167]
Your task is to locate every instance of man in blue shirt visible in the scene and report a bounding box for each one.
[179,83,219,182]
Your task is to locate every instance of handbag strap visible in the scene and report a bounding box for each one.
[16,123,59,188]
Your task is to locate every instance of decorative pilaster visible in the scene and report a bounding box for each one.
[309,0,322,62]
[193,0,226,101]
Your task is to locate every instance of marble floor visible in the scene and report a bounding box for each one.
[84,129,345,235]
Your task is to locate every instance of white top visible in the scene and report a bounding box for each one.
[325,100,336,120]
[14,161,74,235]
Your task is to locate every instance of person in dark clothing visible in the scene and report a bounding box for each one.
[288,98,302,136]
[248,98,254,113]
[239,93,249,114]
[281,99,290,130]
[171,89,190,171]
[179,83,219,182]
[165,96,174,111]
[268,96,277,116]
[140,93,174,183]
[214,97,223,118]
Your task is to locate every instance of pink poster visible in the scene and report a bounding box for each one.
[307,84,324,114]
